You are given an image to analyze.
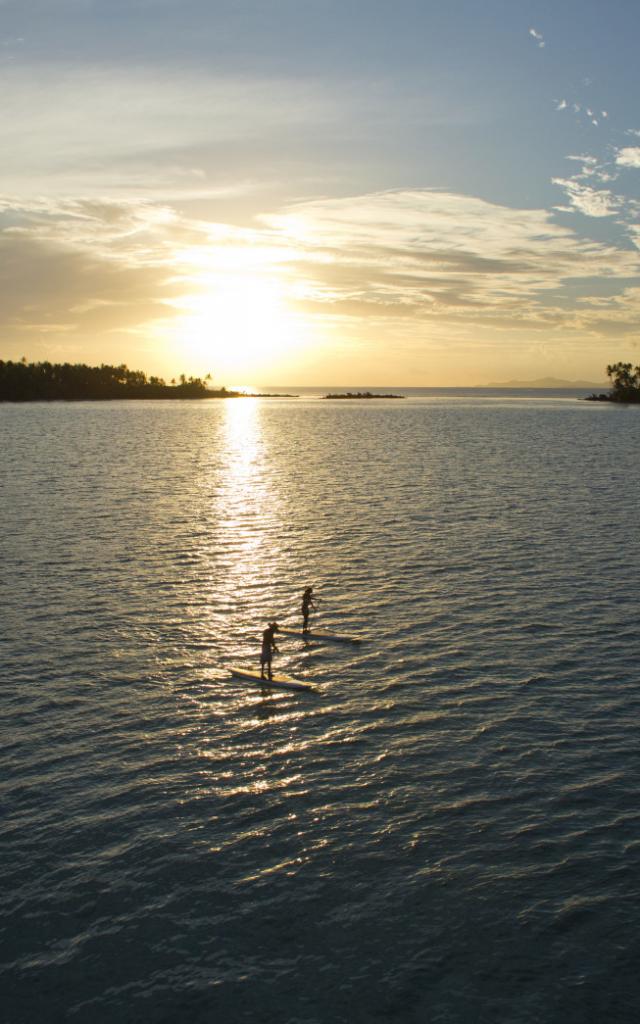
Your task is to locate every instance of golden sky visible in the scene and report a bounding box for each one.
[2,1,640,385]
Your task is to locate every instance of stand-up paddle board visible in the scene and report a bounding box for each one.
[278,627,361,644]
[229,667,315,693]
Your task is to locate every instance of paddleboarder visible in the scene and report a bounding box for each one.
[260,621,279,681]
[302,587,317,634]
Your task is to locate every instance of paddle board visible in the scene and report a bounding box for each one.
[278,627,361,644]
[229,667,315,693]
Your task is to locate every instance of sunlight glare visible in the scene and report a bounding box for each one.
[173,265,307,379]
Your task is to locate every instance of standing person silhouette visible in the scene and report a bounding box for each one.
[260,622,279,680]
[301,587,316,634]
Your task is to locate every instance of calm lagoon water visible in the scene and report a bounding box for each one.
[2,391,640,1023]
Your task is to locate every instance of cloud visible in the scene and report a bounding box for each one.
[0,63,351,199]
[553,76,608,131]
[264,190,639,332]
[551,179,621,217]
[562,154,618,184]
[0,195,192,356]
[0,60,477,204]
[2,187,640,370]
[529,27,545,48]
[616,147,640,168]
[565,154,597,173]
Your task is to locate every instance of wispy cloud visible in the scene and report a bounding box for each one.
[264,190,640,337]
[551,179,621,217]
[563,154,617,184]
[0,63,351,198]
[529,27,545,48]
[0,34,24,62]
[553,89,608,130]
[2,188,639,366]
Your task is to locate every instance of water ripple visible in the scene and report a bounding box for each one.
[2,397,640,1022]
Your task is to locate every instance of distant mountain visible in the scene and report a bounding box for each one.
[483,376,607,389]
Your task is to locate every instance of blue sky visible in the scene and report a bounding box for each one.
[1,0,640,384]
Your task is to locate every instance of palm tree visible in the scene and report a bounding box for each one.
[606,362,640,401]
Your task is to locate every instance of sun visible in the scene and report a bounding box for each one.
[166,239,314,382]
[173,274,292,378]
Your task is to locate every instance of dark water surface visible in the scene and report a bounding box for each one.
[2,394,640,1023]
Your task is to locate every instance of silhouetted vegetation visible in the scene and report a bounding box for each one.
[323,391,404,399]
[0,359,241,401]
[586,362,640,404]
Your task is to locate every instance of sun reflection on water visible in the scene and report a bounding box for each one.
[209,398,288,666]
[217,397,271,546]
[172,397,311,729]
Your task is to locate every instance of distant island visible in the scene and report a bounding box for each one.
[483,376,607,389]
[585,362,640,404]
[322,391,405,399]
[0,360,295,401]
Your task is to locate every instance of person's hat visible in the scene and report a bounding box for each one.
[269,620,279,629]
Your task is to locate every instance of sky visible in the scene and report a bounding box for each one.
[2,0,640,386]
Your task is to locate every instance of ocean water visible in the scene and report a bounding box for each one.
[2,391,640,1023]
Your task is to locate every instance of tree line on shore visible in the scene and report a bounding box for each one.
[0,359,237,401]
[4,357,639,404]
[588,363,640,404]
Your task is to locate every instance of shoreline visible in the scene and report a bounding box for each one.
[584,393,640,404]
[0,390,298,403]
